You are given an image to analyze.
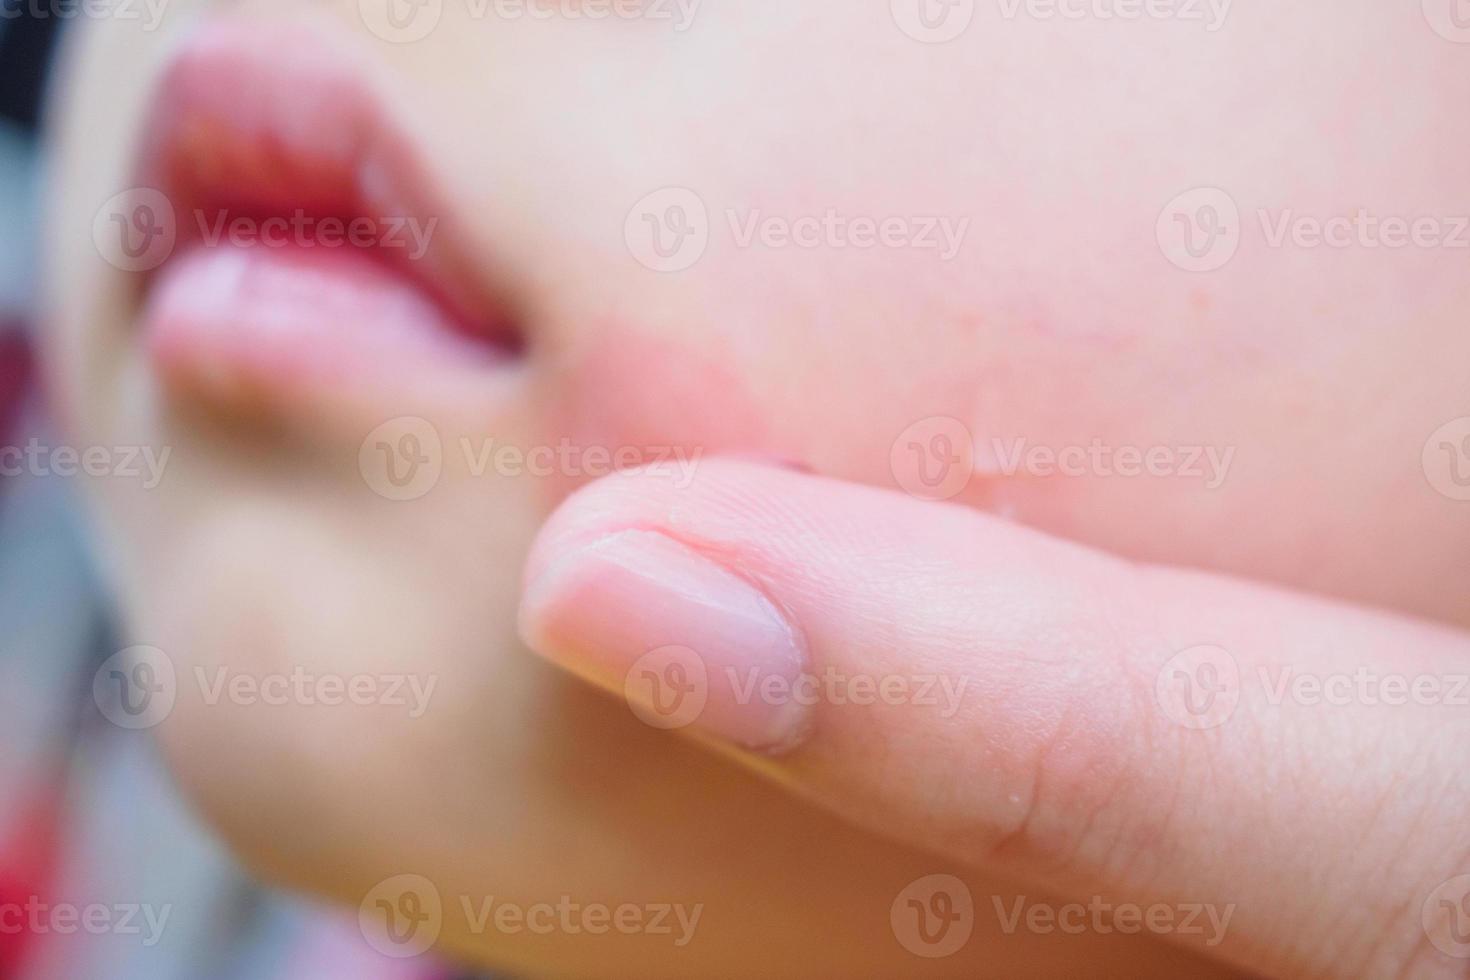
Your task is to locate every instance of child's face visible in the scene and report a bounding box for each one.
[42,1,1470,974]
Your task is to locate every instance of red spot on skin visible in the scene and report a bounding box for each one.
[537,326,774,509]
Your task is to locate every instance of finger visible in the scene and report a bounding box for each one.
[517,460,1470,978]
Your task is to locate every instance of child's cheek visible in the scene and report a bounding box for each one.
[536,326,776,509]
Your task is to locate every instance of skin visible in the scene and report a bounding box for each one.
[41,0,1470,976]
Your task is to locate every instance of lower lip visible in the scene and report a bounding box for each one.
[143,242,510,412]
[131,18,522,425]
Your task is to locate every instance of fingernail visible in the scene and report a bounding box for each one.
[518,529,811,753]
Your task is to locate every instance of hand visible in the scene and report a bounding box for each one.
[520,459,1470,979]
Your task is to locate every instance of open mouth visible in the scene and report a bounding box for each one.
[130,18,525,415]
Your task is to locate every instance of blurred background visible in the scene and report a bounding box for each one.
[0,7,485,977]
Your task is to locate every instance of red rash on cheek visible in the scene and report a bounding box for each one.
[536,327,774,510]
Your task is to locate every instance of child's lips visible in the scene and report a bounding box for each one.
[128,16,525,420]
[145,243,508,401]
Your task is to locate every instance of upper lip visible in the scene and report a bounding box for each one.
[130,17,521,353]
